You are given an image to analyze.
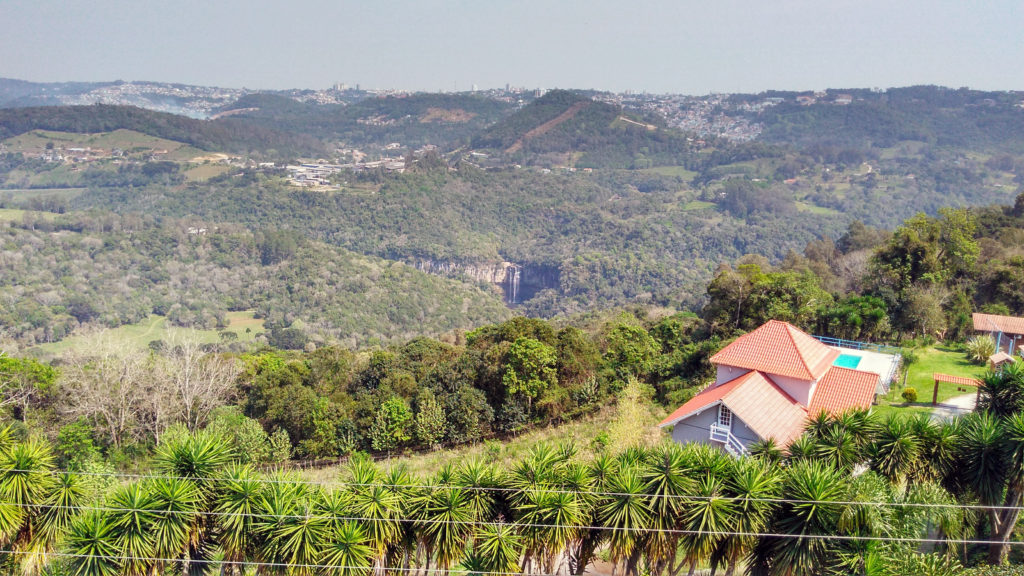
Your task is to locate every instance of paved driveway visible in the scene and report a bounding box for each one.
[932,393,977,421]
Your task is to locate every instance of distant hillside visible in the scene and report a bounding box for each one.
[0,78,109,107]
[0,104,326,157]
[0,214,512,348]
[220,92,515,149]
[751,86,1024,152]
[471,90,698,169]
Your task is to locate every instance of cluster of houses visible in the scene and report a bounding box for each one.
[662,314,1023,455]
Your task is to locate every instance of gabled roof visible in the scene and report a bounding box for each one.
[659,370,808,446]
[710,320,838,381]
[990,352,1016,365]
[659,376,745,428]
[808,367,877,416]
[974,313,1024,335]
[723,371,808,446]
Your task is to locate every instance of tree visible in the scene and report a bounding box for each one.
[157,333,241,432]
[59,339,155,448]
[0,354,57,422]
[370,397,412,453]
[502,337,558,416]
[413,389,446,449]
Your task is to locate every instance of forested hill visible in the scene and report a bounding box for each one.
[220,92,515,149]
[751,86,1024,152]
[471,89,699,169]
[0,214,511,348]
[0,104,326,157]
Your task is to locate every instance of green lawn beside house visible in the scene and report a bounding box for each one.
[873,345,988,418]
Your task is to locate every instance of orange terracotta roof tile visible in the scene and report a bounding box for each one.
[710,320,838,380]
[724,371,808,446]
[658,376,745,427]
[808,367,876,416]
[932,373,981,387]
[659,370,808,446]
[974,313,1024,335]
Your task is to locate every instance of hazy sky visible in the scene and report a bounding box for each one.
[2,0,1022,94]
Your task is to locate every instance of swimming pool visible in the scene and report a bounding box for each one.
[834,354,862,369]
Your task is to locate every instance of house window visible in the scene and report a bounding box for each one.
[718,405,732,428]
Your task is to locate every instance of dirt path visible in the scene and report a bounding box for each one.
[506,101,589,154]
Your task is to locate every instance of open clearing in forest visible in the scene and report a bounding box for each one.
[30,311,265,358]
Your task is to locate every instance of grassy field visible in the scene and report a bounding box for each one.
[681,200,716,211]
[874,345,988,418]
[184,164,232,182]
[302,384,668,482]
[3,129,190,156]
[30,311,266,358]
[795,201,840,215]
[0,187,86,203]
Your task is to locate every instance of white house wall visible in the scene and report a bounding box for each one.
[767,373,815,407]
[715,365,750,386]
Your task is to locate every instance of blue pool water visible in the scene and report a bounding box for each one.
[834,354,862,369]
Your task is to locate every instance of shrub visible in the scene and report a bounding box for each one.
[965,334,996,365]
[902,387,918,403]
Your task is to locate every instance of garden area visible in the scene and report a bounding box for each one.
[874,344,990,418]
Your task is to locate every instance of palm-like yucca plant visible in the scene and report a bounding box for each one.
[517,488,582,574]
[785,434,819,463]
[64,511,121,576]
[454,458,498,522]
[599,465,651,576]
[467,523,522,575]
[147,476,200,573]
[0,438,56,546]
[153,430,234,574]
[22,471,89,576]
[417,486,475,571]
[869,415,922,483]
[344,460,402,573]
[381,464,418,572]
[977,361,1024,418]
[751,460,845,576]
[320,521,373,576]
[679,474,735,576]
[747,439,783,463]
[640,442,693,576]
[565,453,617,576]
[216,464,264,576]
[804,411,833,441]
[105,482,159,576]
[716,457,781,576]
[815,426,861,471]
[254,472,315,576]
[268,497,329,576]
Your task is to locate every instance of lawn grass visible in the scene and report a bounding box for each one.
[794,201,840,215]
[873,345,987,418]
[30,311,265,358]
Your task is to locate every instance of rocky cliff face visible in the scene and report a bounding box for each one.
[412,260,560,305]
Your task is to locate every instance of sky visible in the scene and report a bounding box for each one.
[1,0,1022,94]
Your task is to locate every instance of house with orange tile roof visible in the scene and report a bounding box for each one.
[659,320,889,456]
[974,313,1024,357]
